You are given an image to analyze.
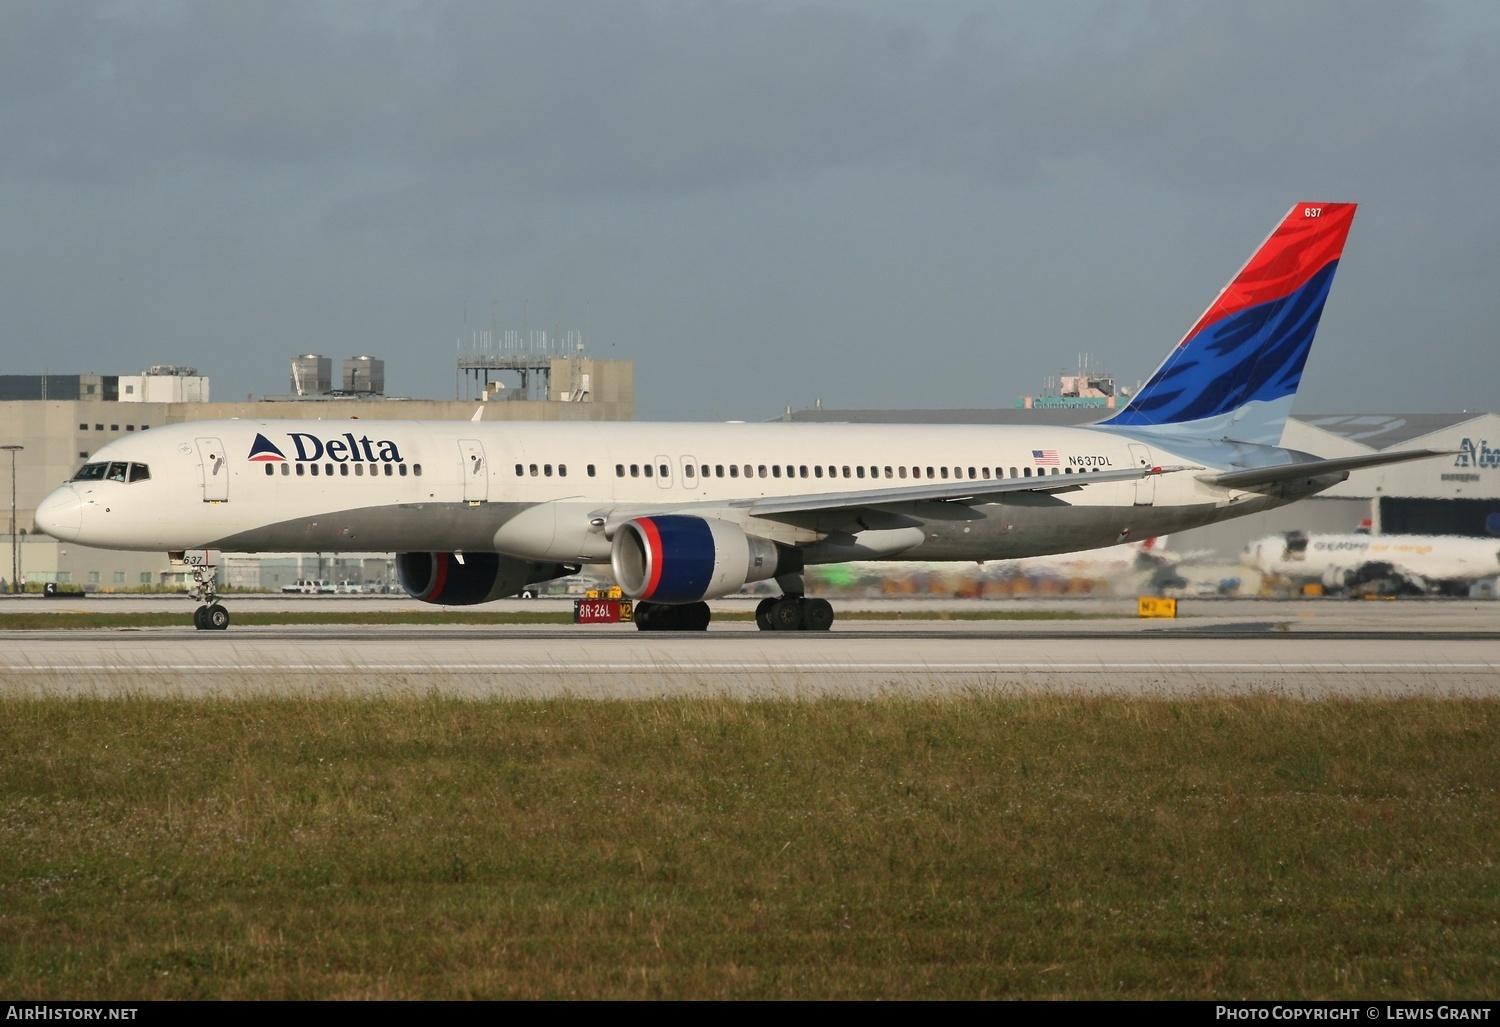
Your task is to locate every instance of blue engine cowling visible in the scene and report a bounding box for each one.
[396,552,573,605]
[610,515,793,603]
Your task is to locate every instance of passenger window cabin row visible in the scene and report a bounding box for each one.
[510,461,1102,481]
[79,454,1095,490]
[264,462,422,478]
[255,459,1102,484]
[607,462,1094,481]
[78,460,426,484]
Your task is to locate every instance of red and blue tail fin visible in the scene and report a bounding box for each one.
[1100,203,1357,446]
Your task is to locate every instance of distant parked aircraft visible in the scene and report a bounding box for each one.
[1243,529,1500,596]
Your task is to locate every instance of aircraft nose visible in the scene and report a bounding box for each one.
[34,485,82,542]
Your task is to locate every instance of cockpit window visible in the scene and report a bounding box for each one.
[70,461,151,483]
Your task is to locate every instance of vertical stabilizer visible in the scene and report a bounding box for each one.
[1101,203,1357,445]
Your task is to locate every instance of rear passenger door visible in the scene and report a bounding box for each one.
[1127,444,1155,507]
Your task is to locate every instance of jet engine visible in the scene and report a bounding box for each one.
[396,551,574,605]
[610,515,795,603]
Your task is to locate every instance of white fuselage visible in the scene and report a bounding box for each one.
[36,418,1314,566]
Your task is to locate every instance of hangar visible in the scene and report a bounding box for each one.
[1290,414,1500,535]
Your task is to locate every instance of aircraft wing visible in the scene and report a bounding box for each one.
[1199,449,1453,491]
[737,463,1202,518]
[595,463,1203,534]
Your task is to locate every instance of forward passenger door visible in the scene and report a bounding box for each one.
[196,437,228,502]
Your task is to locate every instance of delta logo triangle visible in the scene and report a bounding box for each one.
[248,433,287,462]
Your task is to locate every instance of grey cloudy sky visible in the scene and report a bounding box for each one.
[2,0,1497,420]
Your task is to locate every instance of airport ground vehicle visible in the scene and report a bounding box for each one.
[280,578,332,595]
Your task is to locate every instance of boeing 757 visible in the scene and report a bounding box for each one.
[35,203,1448,630]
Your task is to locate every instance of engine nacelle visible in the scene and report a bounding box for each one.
[611,515,791,603]
[396,552,573,606]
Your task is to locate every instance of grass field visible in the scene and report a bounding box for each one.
[2,696,1496,999]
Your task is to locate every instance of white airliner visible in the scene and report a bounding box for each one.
[35,203,1449,631]
[1245,529,1500,596]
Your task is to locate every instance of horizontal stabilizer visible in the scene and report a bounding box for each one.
[1199,449,1452,491]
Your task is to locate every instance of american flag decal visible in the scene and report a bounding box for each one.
[1032,449,1059,465]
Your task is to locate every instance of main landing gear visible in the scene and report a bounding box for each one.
[632,596,834,631]
[188,561,231,631]
[632,576,834,633]
[753,571,833,632]
[633,600,711,632]
[754,595,834,632]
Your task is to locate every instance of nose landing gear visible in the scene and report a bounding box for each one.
[188,560,231,631]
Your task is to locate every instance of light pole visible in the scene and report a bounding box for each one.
[1,445,21,595]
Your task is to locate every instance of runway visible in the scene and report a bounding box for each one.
[2,596,1497,698]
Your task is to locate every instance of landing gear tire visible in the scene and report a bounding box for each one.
[770,597,803,631]
[634,600,711,631]
[755,597,777,631]
[755,595,835,632]
[193,603,230,631]
[800,598,834,632]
